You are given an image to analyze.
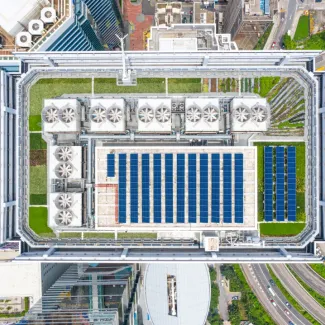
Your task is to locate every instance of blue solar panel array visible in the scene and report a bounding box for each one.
[154,154,162,223]
[211,154,220,223]
[264,147,273,221]
[200,154,209,223]
[235,154,244,223]
[130,154,138,223]
[118,154,126,223]
[276,147,285,221]
[165,154,173,223]
[223,154,232,223]
[107,154,115,177]
[188,154,197,223]
[142,154,150,223]
[287,147,296,221]
[177,154,185,223]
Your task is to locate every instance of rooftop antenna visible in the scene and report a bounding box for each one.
[116,34,130,82]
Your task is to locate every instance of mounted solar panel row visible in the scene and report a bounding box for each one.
[130,154,138,223]
[165,154,173,223]
[118,154,126,223]
[287,147,296,221]
[200,154,209,223]
[107,154,115,177]
[154,154,162,223]
[235,154,244,223]
[142,154,150,223]
[264,147,273,221]
[211,154,220,223]
[188,154,197,223]
[177,154,185,223]
[223,154,232,223]
[276,147,285,221]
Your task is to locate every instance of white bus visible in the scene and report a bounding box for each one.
[268,285,276,296]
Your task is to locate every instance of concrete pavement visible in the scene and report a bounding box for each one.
[271,264,325,324]
[290,264,325,296]
[216,265,229,321]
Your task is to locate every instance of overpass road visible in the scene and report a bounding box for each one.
[243,264,311,325]
[290,264,325,297]
[271,264,325,324]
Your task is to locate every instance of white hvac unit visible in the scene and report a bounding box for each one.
[55,210,74,226]
[41,7,57,24]
[89,99,125,133]
[15,32,32,48]
[55,193,73,209]
[185,98,220,133]
[137,98,172,133]
[28,19,44,36]
[231,98,269,132]
[42,99,80,133]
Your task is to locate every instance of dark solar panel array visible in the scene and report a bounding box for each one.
[287,147,296,221]
[235,153,244,223]
[200,154,209,223]
[165,154,174,223]
[142,154,150,223]
[107,154,115,177]
[276,147,285,221]
[223,154,232,223]
[154,154,162,223]
[118,154,126,223]
[188,154,197,223]
[264,147,273,221]
[211,154,220,223]
[177,154,185,223]
[130,154,138,223]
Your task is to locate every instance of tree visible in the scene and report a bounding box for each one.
[283,33,297,50]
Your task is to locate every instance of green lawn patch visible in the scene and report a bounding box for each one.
[30,133,47,150]
[83,232,115,239]
[278,121,304,129]
[29,207,54,236]
[30,194,47,205]
[309,264,325,279]
[267,266,321,325]
[254,23,274,50]
[260,222,305,236]
[294,15,309,41]
[258,77,280,97]
[30,78,92,116]
[168,78,201,93]
[29,165,47,195]
[59,232,81,239]
[208,267,223,325]
[118,232,157,239]
[95,78,165,93]
[29,115,42,131]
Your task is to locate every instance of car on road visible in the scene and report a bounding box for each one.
[232,296,239,300]
[288,321,295,325]
[272,42,276,48]
[270,299,277,307]
[269,279,275,286]
[284,309,290,316]
[285,301,292,309]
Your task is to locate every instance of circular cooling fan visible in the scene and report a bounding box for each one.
[251,105,267,122]
[55,193,73,209]
[90,106,106,123]
[55,210,73,226]
[234,106,250,123]
[43,106,59,123]
[107,106,122,123]
[55,162,73,178]
[60,106,75,123]
[156,106,171,123]
[138,106,154,123]
[55,147,73,162]
[186,106,202,122]
[203,106,219,122]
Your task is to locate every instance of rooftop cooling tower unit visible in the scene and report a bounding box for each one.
[107,106,122,123]
[90,106,106,123]
[55,147,73,162]
[28,19,44,36]
[55,210,73,226]
[234,105,250,123]
[203,105,219,123]
[41,7,57,23]
[251,104,267,123]
[186,106,202,122]
[55,193,73,210]
[156,106,171,123]
[55,162,73,178]
[138,106,154,123]
[42,105,59,123]
[16,32,32,48]
[60,106,76,123]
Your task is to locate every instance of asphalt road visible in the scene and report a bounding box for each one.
[271,264,325,324]
[290,264,325,296]
[243,264,311,325]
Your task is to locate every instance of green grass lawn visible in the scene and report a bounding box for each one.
[255,142,305,221]
[30,133,47,150]
[29,165,47,195]
[59,232,81,239]
[309,264,325,279]
[257,77,281,97]
[29,116,42,132]
[83,232,115,239]
[294,15,309,41]
[30,194,47,205]
[95,78,165,93]
[278,121,304,129]
[29,207,54,236]
[260,222,306,236]
[168,78,201,93]
[118,232,157,239]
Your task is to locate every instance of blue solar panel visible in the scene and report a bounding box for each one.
[154,154,162,223]
[142,154,150,223]
[165,154,173,223]
[177,154,185,223]
[107,154,115,177]
[223,154,232,223]
[276,147,285,221]
[130,154,138,223]
[211,154,220,223]
[287,147,296,221]
[200,154,208,223]
[235,153,244,223]
[264,147,273,221]
[188,154,197,223]
[118,154,126,223]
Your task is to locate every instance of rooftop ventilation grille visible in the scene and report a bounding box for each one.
[90,106,106,123]
[234,106,250,123]
[55,193,73,209]
[55,162,73,178]
[186,106,202,122]
[138,106,154,123]
[28,20,44,35]
[60,106,75,123]
[16,31,32,48]
[43,105,59,123]
[156,106,171,123]
[55,210,73,226]
[251,104,267,123]
[41,7,57,23]
[55,147,73,162]
[107,106,122,123]
[203,106,219,122]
